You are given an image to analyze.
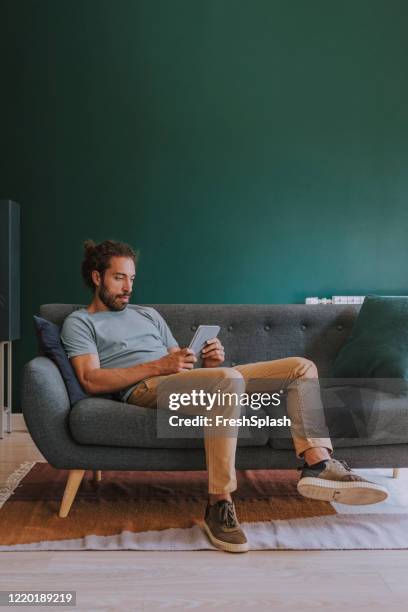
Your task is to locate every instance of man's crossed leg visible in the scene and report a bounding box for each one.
[128,356,388,553]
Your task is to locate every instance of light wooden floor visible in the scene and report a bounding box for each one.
[1,431,408,611]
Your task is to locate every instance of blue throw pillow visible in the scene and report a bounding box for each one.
[33,315,88,405]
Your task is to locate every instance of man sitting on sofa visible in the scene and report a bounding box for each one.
[61,239,388,553]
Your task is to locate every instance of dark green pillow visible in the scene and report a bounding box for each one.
[331,295,408,379]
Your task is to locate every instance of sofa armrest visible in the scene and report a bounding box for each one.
[21,356,79,467]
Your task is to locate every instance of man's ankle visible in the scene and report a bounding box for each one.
[305,459,329,470]
[209,493,232,505]
[303,447,331,467]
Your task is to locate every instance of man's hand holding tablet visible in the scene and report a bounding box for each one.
[189,325,225,367]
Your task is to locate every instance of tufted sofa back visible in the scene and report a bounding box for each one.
[40,303,360,378]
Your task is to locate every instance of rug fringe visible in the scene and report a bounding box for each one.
[0,462,36,508]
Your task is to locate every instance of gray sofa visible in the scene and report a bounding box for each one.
[22,303,408,516]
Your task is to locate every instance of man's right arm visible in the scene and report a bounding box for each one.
[71,349,197,396]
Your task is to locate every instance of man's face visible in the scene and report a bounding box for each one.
[94,256,136,311]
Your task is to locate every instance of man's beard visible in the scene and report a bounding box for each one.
[99,281,131,312]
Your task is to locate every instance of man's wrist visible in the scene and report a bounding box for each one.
[141,360,163,378]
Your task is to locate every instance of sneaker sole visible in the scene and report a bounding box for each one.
[202,521,249,553]
[297,477,389,505]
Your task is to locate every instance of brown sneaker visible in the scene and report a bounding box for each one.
[203,500,249,553]
[297,458,389,505]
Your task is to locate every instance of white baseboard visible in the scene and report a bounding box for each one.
[12,414,27,431]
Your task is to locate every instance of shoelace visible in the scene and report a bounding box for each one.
[334,459,352,471]
[217,502,238,528]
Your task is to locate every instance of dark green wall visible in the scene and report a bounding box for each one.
[1,0,408,411]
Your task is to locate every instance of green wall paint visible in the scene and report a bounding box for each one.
[1,0,408,411]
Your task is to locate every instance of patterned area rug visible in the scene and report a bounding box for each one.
[0,462,407,550]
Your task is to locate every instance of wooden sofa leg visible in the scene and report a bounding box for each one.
[93,470,102,482]
[393,468,400,479]
[59,469,85,518]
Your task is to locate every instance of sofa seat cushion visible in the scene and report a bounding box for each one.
[270,385,408,450]
[69,398,270,449]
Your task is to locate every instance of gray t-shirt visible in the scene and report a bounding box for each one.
[60,305,178,402]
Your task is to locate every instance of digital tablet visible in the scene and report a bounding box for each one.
[189,325,221,355]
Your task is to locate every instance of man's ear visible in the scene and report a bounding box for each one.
[91,270,101,288]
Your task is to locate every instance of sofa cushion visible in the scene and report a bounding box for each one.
[33,315,88,405]
[331,295,408,380]
[69,398,270,449]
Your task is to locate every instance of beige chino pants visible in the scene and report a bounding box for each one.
[128,357,333,494]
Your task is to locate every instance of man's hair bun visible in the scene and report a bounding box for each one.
[83,239,97,255]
